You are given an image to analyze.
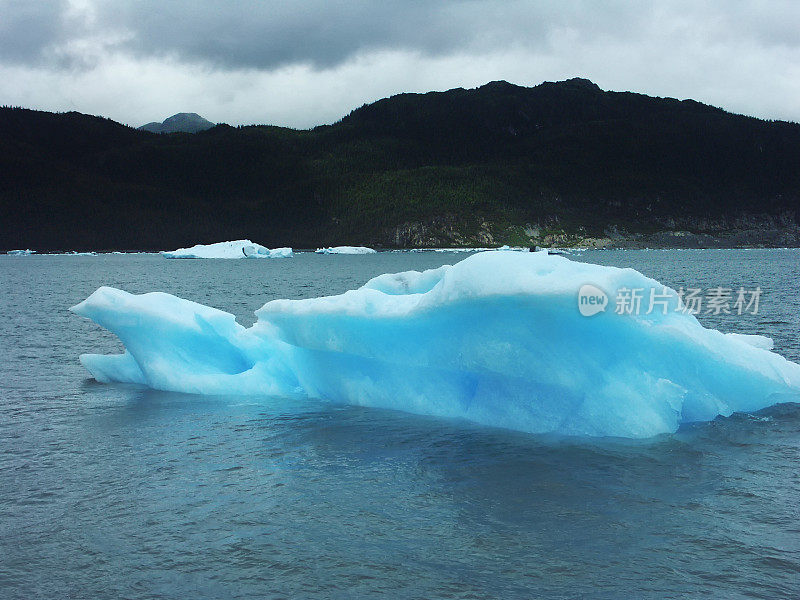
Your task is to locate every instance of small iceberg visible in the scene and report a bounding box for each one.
[161,240,293,259]
[7,249,35,255]
[72,251,800,438]
[315,246,377,255]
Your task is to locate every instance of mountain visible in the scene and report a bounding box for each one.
[138,112,215,134]
[1,79,799,251]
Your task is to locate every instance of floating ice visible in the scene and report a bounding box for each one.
[71,252,800,438]
[725,333,774,351]
[395,246,530,253]
[315,246,377,255]
[7,249,35,255]
[161,240,292,259]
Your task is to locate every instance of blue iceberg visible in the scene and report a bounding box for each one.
[71,252,800,438]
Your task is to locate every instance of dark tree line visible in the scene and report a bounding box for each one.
[1,78,799,251]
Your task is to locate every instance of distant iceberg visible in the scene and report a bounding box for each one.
[71,251,800,438]
[315,246,377,255]
[395,246,529,253]
[7,249,35,255]
[161,240,293,259]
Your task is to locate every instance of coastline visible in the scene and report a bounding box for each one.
[381,212,800,250]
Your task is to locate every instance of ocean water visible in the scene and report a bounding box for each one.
[1,250,799,599]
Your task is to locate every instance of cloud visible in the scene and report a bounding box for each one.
[0,0,65,64]
[9,1,799,71]
[0,1,799,127]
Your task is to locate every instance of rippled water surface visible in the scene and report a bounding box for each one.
[2,250,799,599]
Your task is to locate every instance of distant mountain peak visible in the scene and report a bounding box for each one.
[139,112,214,134]
[480,78,601,93]
[481,80,521,90]
[560,77,600,88]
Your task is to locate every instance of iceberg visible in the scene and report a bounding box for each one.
[71,251,800,438]
[161,240,292,259]
[725,333,774,351]
[315,246,377,255]
[7,249,35,255]
[399,246,528,253]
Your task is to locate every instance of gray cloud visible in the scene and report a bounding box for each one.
[0,0,65,64]
[90,0,558,69]
[0,1,766,70]
[1,1,799,127]
[3,1,799,71]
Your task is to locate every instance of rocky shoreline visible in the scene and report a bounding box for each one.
[379,212,800,249]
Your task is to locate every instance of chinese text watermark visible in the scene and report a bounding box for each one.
[578,285,762,316]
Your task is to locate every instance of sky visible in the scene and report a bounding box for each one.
[1,0,799,129]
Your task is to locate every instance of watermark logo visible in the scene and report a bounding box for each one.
[577,284,762,317]
[675,287,761,315]
[578,284,608,316]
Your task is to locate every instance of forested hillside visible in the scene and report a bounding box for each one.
[2,78,799,251]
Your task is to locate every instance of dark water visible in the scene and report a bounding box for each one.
[1,250,799,599]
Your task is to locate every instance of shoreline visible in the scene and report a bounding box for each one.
[6,244,800,255]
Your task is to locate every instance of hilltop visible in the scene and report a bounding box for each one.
[138,113,215,134]
[1,78,799,251]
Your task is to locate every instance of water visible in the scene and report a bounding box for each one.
[1,250,799,599]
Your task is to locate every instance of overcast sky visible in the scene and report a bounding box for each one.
[1,0,798,128]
